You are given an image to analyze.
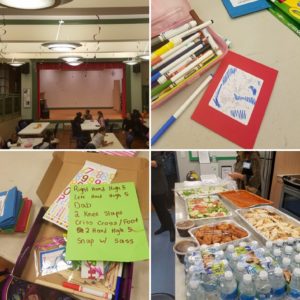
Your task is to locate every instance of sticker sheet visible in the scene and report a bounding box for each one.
[43,161,117,230]
[209,64,263,125]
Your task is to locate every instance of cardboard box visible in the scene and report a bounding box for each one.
[7,152,149,300]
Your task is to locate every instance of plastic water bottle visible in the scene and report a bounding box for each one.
[202,272,219,299]
[186,264,202,285]
[295,243,300,254]
[239,274,256,300]
[288,268,300,299]
[226,244,235,261]
[284,245,294,259]
[282,257,292,272]
[255,270,272,299]
[230,253,239,272]
[271,267,286,299]
[274,240,284,251]
[184,247,198,271]
[235,262,246,283]
[273,248,283,265]
[220,271,238,300]
[265,241,273,256]
[250,240,258,250]
[293,254,300,269]
[186,274,205,300]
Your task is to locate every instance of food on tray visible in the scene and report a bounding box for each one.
[33,124,42,129]
[187,196,229,219]
[219,190,272,208]
[178,186,227,199]
[192,223,248,245]
[242,207,300,241]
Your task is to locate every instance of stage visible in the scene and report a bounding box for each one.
[40,108,123,122]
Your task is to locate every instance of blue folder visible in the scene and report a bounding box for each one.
[0,187,23,229]
[222,0,270,18]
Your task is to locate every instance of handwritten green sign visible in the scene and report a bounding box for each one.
[66,182,149,262]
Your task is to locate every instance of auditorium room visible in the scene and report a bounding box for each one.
[0,0,149,150]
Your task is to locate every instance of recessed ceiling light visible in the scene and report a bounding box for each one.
[67,61,83,66]
[42,42,82,52]
[8,61,25,67]
[60,56,83,63]
[123,59,139,66]
[0,0,72,10]
[138,54,149,61]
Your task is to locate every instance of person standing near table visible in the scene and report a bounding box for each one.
[151,152,175,242]
[229,151,261,195]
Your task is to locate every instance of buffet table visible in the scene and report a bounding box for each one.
[174,182,281,299]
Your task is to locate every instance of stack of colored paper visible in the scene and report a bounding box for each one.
[0,187,32,233]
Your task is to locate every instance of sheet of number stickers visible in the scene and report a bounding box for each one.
[43,161,117,230]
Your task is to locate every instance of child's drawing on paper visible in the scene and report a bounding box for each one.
[230,0,258,7]
[209,64,263,125]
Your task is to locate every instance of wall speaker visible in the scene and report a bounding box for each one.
[133,63,140,73]
[21,63,30,74]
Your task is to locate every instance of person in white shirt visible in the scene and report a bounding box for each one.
[85,127,113,149]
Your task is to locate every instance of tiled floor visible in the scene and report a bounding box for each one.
[151,210,175,296]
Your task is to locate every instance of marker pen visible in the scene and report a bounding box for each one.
[151,32,201,68]
[151,50,214,98]
[63,282,112,299]
[151,32,201,65]
[151,20,197,47]
[202,28,223,56]
[151,42,206,83]
[151,74,213,145]
[159,51,215,96]
[157,44,211,85]
[152,20,213,59]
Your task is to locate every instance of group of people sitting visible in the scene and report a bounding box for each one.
[122,109,149,148]
[72,110,112,149]
[0,130,59,150]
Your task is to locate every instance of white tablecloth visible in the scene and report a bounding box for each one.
[81,120,100,131]
[10,138,43,149]
[18,122,50,136]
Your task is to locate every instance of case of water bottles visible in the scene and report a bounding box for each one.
[184,238,300,300]
[151,0,229,109]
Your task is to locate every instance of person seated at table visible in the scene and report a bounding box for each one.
[72,112,84,136]
[85,127,113,149]
[34,130,56,149]
[83,109,93,120]
[6,133,22,148]
[97,111,106,128]
[122,113,134,149]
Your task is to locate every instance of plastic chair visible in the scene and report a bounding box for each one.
[151,293,175,300]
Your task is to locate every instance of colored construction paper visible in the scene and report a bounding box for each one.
[66,183,149,262]
[192,51,278,148]
[222,0,270,18]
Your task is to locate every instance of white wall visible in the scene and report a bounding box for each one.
[176,151,237,182]
[40,69,123,108]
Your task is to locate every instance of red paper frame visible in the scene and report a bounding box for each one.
[191,51,278,148]
[37,62,127,119]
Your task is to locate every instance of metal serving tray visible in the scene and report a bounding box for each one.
[184,194,232,222]
[188,219,251,249]
[235,205,300,243]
